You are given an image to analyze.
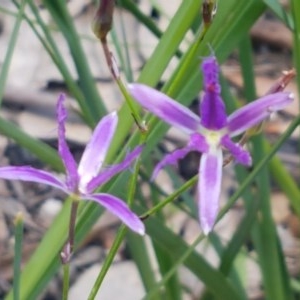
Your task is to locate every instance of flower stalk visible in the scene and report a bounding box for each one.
[60,196,80,264]
[92,0,146,132]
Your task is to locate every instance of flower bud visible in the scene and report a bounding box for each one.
[202,0,217,27]
[92,0,115,41]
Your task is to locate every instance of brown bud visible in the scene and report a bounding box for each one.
[92,0,115,41]
[202,0,217,26]
[266,68,296,95]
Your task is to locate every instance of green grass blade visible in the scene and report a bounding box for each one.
[0,117,63,171]
[41,0,107,122]
[127,233,159,296]
[252,135,293,300]
[290,0,300,99]
[266,142,300,217]
[23,0,95,126]
[239,36,257,100]
[13,213,24,300]
[152,241,182,300]
[144,216,241,300]
[263,0,293,29]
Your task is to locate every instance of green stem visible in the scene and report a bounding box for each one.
[100,40,145,129]
[140,175,197,220]
[62,264,70,300]
[13,212,24,300]
[116,78,145,131]
[68,199,80,257]
[61,197,80,299]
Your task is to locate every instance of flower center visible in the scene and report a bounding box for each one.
[206,130,221,146]
[199,127,226,151]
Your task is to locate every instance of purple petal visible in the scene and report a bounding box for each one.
[152,133,209,180]
[57,94,79,192]
[78,111,118,192]
[200,57,227,130]
[221,135,252,166]
[202,56,221,95]
[227,92,294,137]
[151,147,192,180]
[86,193,145,235]
[86,146,143,193]
[198,150,223,235]
[128,83,200,134]
[0,166,67,191]
[189,133,209,153]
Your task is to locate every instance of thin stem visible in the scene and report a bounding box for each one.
[140,175,198,220]
[61,197,79,300]
[62,264,70,300]
[61,198,80,264]
[69,200,80,254]
[100,40,145,130]
[13,212,24,300]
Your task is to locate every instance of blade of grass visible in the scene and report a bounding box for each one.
[0,117,63,171]
[153,243,182,300]
[251,134,293,300]
[263,0,293,30]
[143,215,241,300]
[239,36,256,100]
[23,0,95,126]
[41,0,107,122]
[143,234,204,300]
[237,38,291,299]
[117,0,184,58]
[290,0,300,104]
[13,212,24,300]
[149,182,182,300]
[127,233,160,297]
[266,141,300,217]
[207,234,248,300]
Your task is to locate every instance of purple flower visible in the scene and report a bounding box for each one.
[0,94,145,235]
[128,56,293,234]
